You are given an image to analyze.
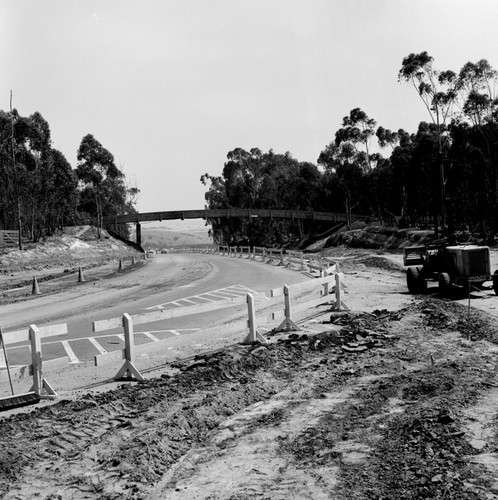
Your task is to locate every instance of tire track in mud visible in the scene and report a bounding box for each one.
[0,343,297,499]
[3,298,498,499]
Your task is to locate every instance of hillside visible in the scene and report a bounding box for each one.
[130,220,213,250]
[0,226,142,294]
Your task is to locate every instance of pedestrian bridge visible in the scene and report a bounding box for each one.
[103,208,371,246]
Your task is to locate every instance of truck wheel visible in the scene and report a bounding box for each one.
[438,272,451,295]
[493,271,498,296]
[407,267,426,293]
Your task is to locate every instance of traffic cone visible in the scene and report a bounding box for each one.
[78,267,85,283]
[32,276,40,295]
[118,258,123,271]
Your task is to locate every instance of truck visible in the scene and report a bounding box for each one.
[403,242,498,295]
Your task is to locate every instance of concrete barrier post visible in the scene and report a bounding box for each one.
[334,273,349,311]
[29,325,57,399]
[114,313,145,381]
[243,294,267,344]
[300,252,306,271]
[32,276,40,295]
[276,285,301,332]
[335,273,341,310]
[29,325,42,397]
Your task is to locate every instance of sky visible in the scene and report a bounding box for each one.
[2,0,498,214]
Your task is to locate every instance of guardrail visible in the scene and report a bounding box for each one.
[90,269,347,382]
[0,323,69,399]
[0,246,347,398]
[172,245,336,276]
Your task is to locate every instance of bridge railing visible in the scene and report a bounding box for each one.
[102,208,374,225]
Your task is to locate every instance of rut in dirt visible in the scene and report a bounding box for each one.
[1,297,498,499]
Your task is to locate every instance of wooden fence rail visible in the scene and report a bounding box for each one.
[0,244,348,398]
[0,230,19,247]
[92,270,347,381]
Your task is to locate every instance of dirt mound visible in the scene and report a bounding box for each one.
[0,226,140,272]
[325,226,434,250]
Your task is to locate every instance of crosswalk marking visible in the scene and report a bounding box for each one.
[178,298,198,305]
[61,340,79,364]
[195,295,217,302]
[142,332,160,342]
[206,291,240,298]
[4,328,202,363]
[145,285,259,310]
[88,337,107,355]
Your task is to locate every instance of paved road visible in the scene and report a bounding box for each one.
[0,254,309,365]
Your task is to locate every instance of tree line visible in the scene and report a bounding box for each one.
[0,106,138,245]
[201,52,498,246]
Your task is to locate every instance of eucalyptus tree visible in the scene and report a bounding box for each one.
[319,108,395,227]
[399,51,458,235]
[456,59,498,126]
[317,141,364,229]
[334,108,378,171]
[201,148,325,246]
[76,134,124,237]
[0,108,52,246]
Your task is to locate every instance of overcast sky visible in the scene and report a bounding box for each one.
[2,0,498,213]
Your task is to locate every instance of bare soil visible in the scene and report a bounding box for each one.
[3,244,498,499]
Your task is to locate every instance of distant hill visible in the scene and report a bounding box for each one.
[130,221,213,250]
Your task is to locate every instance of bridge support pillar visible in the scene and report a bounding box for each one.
[136,222,142,247]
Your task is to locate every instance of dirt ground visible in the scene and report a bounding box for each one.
[3,246,498,499]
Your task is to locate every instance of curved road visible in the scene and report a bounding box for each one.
[1,254,310,365]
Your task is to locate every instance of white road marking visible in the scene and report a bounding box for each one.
[145,285,259,310]
[4,329,201,361]
[146,329,200,334]
[207,291,242,298]
[142,332,160,342]
[178,298,198,305]
[61,340,79,364]
[191,295,216,302]
[88,337,107,354]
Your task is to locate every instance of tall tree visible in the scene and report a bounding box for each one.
[399,51,457,235]
[335,108,378,171]
[317,142,364,229]
[76,134,124,237]
[201,148,326,246]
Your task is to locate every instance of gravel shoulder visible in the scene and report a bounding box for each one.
[2,247,498,499]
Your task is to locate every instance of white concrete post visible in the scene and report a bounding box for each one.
[115,313,145,381]
[335,273,341,311]
[29,325,42,397]
[29,325,57,399]
[243,294,267,344]
[276,285,301,332]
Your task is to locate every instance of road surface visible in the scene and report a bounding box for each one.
[0,254,310,365]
